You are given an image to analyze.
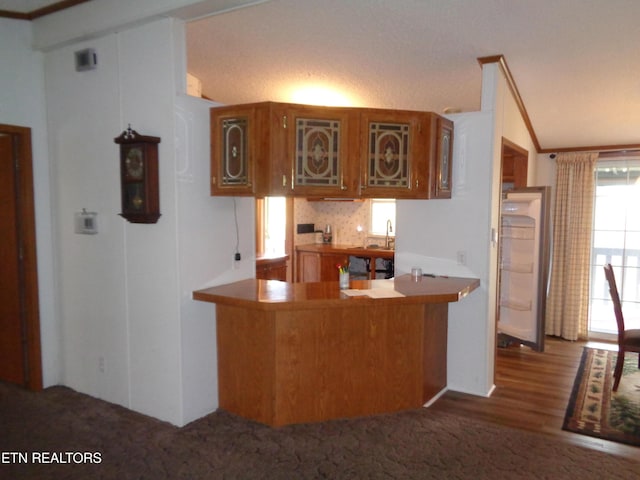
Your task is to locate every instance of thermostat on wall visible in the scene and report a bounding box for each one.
[75,209,98,234]
[75,48,97,71]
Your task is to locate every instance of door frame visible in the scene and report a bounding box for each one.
[1,123,42,390]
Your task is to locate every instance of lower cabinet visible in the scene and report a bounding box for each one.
[256,256,288,281]
[296,251,349,282]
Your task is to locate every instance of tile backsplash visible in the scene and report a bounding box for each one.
[294,199,373,247]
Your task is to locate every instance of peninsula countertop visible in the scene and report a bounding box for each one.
[192,274,479,310]
[193,274,480,426]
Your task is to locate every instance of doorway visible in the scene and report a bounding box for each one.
[0,124,42,390]
[501,138,528,191]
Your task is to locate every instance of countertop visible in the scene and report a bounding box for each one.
[255,253,289,265]
[193,274,479,311]
[295,243,395,259]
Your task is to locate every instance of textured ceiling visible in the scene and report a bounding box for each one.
[187,0,640,151]
[6,0,639,151]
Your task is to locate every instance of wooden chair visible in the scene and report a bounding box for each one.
[603,263,640,391]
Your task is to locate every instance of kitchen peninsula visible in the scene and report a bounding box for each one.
[193,274,479,427]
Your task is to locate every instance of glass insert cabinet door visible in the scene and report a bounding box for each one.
[221,116,250,187]
[288,106,357,197]
[210,104,256,195]
[367,122,410,189]
[295,117,341,188]
[433,116,453,199]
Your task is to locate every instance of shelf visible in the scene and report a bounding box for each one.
[501,225,534,240]
[500,262,533,273]
[500,298,532,311]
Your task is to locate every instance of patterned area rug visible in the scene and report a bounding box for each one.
[563,347,640,447]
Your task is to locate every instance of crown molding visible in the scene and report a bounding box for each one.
[478,54,542,153]
[0,0,90,20]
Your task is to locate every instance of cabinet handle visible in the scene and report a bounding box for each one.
[291,167,295,190]
[283,115,288,129]
[341,174,347,190]
[415,179,419,188]
[212,176,216,185]
[282,175,287,187]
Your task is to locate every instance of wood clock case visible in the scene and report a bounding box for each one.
[114,126,161,224]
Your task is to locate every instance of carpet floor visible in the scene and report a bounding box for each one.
[1,381,640,479]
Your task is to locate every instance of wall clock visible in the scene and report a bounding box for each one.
[114,125,161,223]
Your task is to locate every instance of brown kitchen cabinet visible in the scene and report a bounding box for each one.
[296,244,394,283]
[210,104,257,195]
[296,249,349,283]
[256,255,289,281]
[429,116,454,199]
[211,102,453,200]
[210,102,289,196]
[319,253,350,282]
[296,250,321,282]
[359,108,431,199]
[283,104,360,198]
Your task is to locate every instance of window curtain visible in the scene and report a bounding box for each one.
[545,152,598,340]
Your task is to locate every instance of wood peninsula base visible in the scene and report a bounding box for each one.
[193,275,478,427]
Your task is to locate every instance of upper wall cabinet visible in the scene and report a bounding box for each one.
[430,116,454,199]
[210,104,256,196]
[210,102,453,199]
[284,104,360,198]
[359,108,430,199]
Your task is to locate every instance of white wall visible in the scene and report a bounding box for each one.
[44,19,184,422]
[0,18,61,387]
[397,61,542,398]
[41,13,255,425]
[174,93,255,424]
[396,111,495,396]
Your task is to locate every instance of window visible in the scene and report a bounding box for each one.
[589,159,640,334]
[370,199,396,237]
[262,197,286,255]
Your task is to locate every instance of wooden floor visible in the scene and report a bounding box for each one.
[430,336,639,460]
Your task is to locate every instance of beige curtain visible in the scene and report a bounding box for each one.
[545,152,598,340]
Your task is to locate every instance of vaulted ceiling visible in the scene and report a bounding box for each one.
[186,0,640,153]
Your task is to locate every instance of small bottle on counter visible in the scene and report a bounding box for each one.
[323,224,332,244]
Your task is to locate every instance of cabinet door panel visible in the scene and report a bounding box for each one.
[366,121,411,189]
[211,105,256,195]
[360,109,430,198]
[320,253,350,282]
[286,105,359,197]
[432,117,453,199]
[297,251,321,282]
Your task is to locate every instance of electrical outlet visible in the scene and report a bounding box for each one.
[456,250,467,266]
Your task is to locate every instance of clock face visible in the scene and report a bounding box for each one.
[125,147,144,179]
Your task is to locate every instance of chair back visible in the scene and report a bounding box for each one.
[603,263,626,341]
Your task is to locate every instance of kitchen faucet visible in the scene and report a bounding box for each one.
[385,219,393,249]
